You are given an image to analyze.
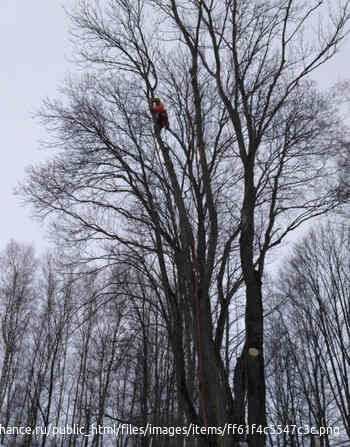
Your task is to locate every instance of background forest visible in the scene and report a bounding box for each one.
[1,1,350,447]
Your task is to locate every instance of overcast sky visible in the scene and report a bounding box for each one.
[1,0,349,253]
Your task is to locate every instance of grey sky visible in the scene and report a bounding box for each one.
[1,1,349,252]
[0,0,73,251]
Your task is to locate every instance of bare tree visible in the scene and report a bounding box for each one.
[266,222,350,446]
[20,1,350,446]
[0,241,37,439]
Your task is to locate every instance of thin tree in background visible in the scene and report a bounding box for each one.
[0,241,37,444]
[266,222,350,446]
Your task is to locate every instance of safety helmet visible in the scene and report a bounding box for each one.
[154,97,161,103]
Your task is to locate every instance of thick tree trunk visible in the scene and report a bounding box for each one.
[240,164,266,447]
[246,289,266,447]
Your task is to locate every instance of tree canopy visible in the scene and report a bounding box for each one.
[21,1,350,446]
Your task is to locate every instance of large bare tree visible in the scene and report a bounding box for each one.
[21,1,350,445]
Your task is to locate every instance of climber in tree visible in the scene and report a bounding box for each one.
[150,98,169,130]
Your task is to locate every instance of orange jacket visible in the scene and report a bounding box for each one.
[152,102,165,115]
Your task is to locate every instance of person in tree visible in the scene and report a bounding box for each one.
[150,98,169,130]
